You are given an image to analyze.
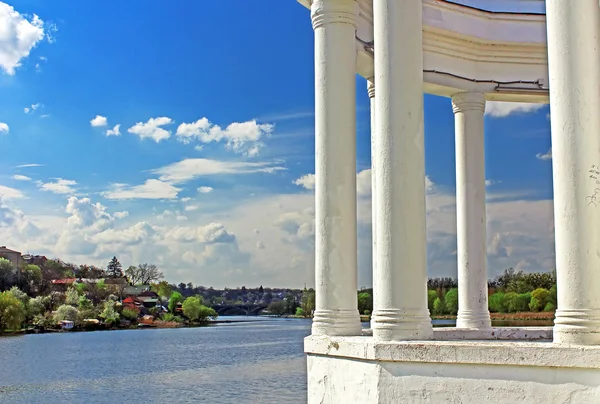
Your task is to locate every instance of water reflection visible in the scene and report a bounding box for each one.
[0,316,554,404]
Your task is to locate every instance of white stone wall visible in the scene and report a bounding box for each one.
[308,353,600,403]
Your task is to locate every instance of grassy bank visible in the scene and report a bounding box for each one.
[359,312,555,322]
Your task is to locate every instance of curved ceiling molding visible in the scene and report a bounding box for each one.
[298,0,549,103]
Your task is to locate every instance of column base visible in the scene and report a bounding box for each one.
[371,309,433,341]
[554,309,600,345]
[456,309,492,329]
[312,309,361,336]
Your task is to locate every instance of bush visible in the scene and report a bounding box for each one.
[78,296,94,311]
[489,292,506,313]
[28,296,46,319]
[100,301,120,324]
[427,290,438,312]
[543,302,556,312]
[161,313,183,323]
[54,304,79,322]
[168,291,184,313]
[0,291,26,331]
[529,288,551,312]
[65,287,80,306]
[295,307,306,317]
[121,308,139,321]
[363,309,371,316]
[433,297,446,315]
[182,297,217,322]
[504,292,531,313]
[8,287,29,305]
[357,292,373,315]
[444,289,458,315]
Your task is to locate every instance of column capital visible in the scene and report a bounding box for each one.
[451,92,486,114]
[311,0,359,30]
[367,78,375,99]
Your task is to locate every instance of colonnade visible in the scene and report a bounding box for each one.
[310,0,600,346]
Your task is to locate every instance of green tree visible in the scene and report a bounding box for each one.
[21,264,42,294]
[106,256,123,278]
[27,296,47,319]
[168,291,184,313]
[54,304,79,322]
[8,286,28,305]
[529,288,551,312]
[100,301,120,324]
[152,281,173,299]
[121,308,139,321]
[488,292,506,313]
[267,300,286,316]
[444,288,459,315]
[427,290,438,312]
[504,292,531,313]
[283,293,299,314]
[65,287,80,306]
[295,307,306,317]
[0,258,15,291]
[0,291,26,331]
[78,296,93,311]
[301,288,315,316]
[357,292,373,315]
[433,297,446,315]
[182,296,217,322]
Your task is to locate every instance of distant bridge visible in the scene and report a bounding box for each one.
[210,303,268,316]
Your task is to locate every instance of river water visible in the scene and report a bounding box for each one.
[0,317,552,403]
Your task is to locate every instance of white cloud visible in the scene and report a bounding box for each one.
[151,158,285,184]
[24,103,41,114]
[176,118,273,156]
[0,177,557,289]
[536,148,552,161]
[356,169,371,198]
[40,114,50,119]
[128,117,172,142]
[0,185,24,200]
[15,163,42,168]
[293,174,315,190]
[90,115,107,127]
[0,122,8,133]
[38,178,77,194]
[65,196,113,230]
[103,179,180,200]
[114,211,129,219]
[0,3,46,75]
[198,186,213,193]
[106,124,120,136]
[485,102,546,118]
[12,175,31,181]
[485,179,501,187]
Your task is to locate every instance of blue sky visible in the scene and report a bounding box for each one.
[0,1,554,288]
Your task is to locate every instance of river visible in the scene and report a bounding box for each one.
[0,317,552,403]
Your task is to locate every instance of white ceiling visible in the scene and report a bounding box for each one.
[450,0,545,14]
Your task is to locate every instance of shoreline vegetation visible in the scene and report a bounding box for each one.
[0,253,558,335]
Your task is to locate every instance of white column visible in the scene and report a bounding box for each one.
[310,0,361,337]
[371,0,433,341]
[546,0,600,345]
[368,79,376,330]
[452,92,492,330]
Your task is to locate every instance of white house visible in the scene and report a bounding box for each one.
[296,0,600,402]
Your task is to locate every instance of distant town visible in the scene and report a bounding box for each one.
[0,245,315,334]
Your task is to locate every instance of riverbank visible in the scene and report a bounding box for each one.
[0,319,240,336]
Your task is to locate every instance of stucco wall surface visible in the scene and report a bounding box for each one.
[308,355,600,404]
[306,336,600,403]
